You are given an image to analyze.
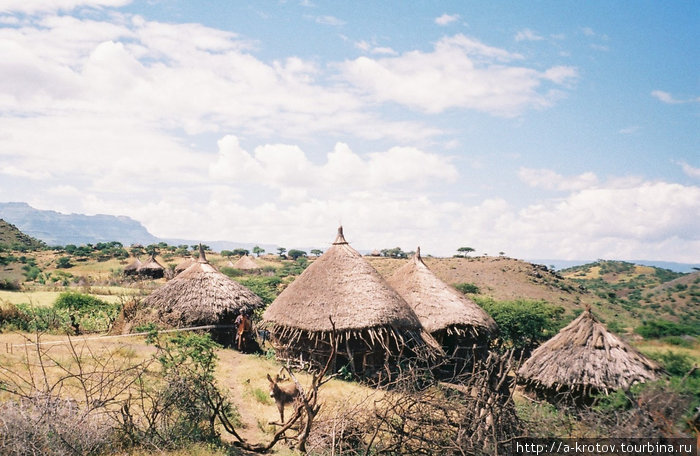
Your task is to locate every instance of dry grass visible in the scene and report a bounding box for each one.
[0,330,373,454]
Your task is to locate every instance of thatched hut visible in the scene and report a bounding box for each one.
[137,254,165,279]
[174,257,196,275]
[123,257,142,277]
[127,246,263,345]
[231,254,260,271]
[386,247,497,370]
[263,227,440,379]
[517,308,663,401]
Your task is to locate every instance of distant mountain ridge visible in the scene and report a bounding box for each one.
[0,202,280,253]
[0,202,158,246]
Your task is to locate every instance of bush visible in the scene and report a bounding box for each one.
[454,282,480,294]
[236,276,281,305]
[651,351,698,377]
[476,297,566,352]
[635,319,699,339]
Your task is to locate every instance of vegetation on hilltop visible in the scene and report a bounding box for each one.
[0,219,45,252]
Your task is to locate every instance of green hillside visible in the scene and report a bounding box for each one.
[561,260,697,324]
[0,219,45,251]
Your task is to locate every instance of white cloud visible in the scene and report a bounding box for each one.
[619,125,639,134]
[209,136,458,194]
[435,14,459,26]
[314,15,345,26]
[674,160,700,178]
[0,0,131,14]
[340,34,577,115]
[0,12,440,142]
[515,28,543,42]
[518,168,598,191]
[651,90,700,104]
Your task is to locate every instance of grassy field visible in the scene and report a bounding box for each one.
[0,289,140,307]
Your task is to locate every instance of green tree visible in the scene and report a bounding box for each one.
[253,246,265,257]
[232,248,250,257]
[145,244,160,256]
[56,256,73,269]
[221,250,234,258]
[310,249,323,257]
[381,247,407,259]
[477,297,565,353]
[457,246,475,257]
[287,249,307,260]
[277,247,287,258]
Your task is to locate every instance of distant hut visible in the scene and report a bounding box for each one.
[386,247,497,370]
[123,257,142,277]
[137,254,165,279]
[517,308,663,402]
[232,254,260,271]
[174,257,196,275]
[263,227,440,379]
[127,245,264,345]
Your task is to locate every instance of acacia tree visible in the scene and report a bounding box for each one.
[310,249,322,257]
[252,246,265,257]
[277,247,287,258]
[457,246,475,257]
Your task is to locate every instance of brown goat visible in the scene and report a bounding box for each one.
[267,371,300,424]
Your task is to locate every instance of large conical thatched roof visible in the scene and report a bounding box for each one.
[132,246,263,328]
[518,309,663,394]
[263,227,424,333]
[232,255,260,270]
[386,247,497,336]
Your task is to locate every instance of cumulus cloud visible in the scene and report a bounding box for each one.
[209,136,458,194]
[0,11,442,143]
[339,34,577,115]
[435,14,459,26]
[518,168,598,191]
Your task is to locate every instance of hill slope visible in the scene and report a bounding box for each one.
[0,218,45,250]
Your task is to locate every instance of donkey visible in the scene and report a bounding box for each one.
[266,370,300,424]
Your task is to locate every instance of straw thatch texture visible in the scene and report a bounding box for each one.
[174,257,196,275]
[232,255,260,270]
[386,247,497,336]
[264,228,424,333]
[137,254,165,279]
[130,250,263,331]
[517,309,662,396]
[123,257,141,276]
[263,227,439,376]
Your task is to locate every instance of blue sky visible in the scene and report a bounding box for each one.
[0,0,698,261]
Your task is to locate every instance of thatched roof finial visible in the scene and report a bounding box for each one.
[333,226,348,245]
[198,243,207,263]
[416,246,421,259]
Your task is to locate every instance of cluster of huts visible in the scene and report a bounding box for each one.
[118,227,663,401]
[124,254,166,279]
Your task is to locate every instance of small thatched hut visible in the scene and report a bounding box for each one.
[137,254,165,279]
[386,247,497,370]
[123,257,142,277]
[127,246,264,345]
[231,255,260,271]
[174,257,196,275]
[263,227,440,379]
[517,308,663,401]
